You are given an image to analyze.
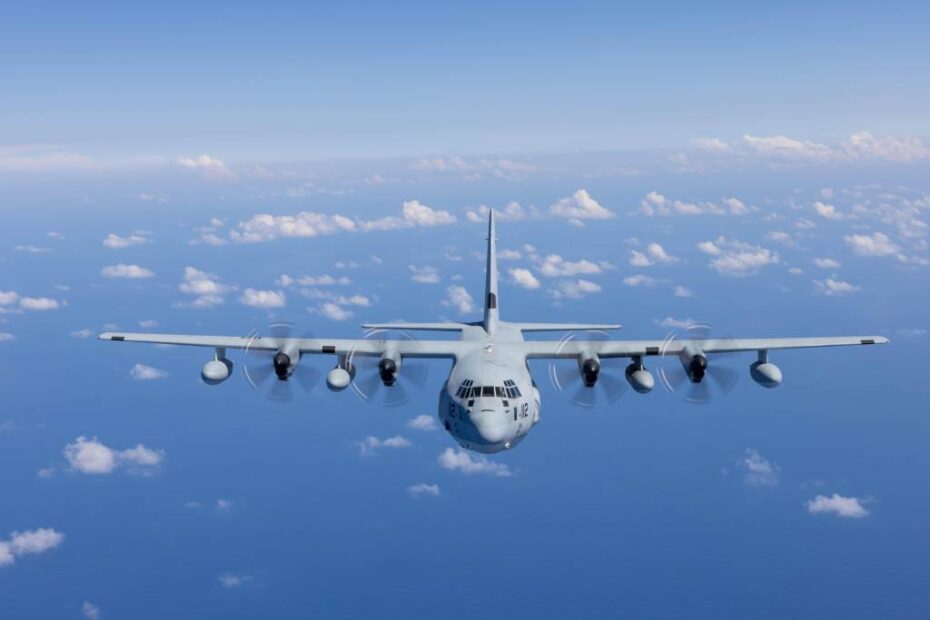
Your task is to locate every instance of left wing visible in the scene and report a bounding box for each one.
[523,335,889,359]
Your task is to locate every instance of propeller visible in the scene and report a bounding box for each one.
[547,330,627,408]
[242,322,320,402]
[658,323,740,405]
[347,330,428,407]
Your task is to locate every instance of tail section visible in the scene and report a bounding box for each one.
[484,210,499,334]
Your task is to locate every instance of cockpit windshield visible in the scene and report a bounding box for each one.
[454,379,521,399]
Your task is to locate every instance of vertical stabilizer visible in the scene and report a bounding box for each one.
[484,210,499,334]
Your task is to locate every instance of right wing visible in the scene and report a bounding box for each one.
[97,332,468,360]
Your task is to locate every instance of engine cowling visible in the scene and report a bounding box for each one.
[379,356,400,386]
[750,361,782,388]
[679,344,708,383]
[201,359,233,385]
[580,357,600,387]
[273,343,301,380]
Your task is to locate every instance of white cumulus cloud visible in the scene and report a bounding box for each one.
[438,448,512,477]
[101,264,155,279]
[103,233,148,248]
[443,286,475,314]
[509,268,540,290]
[0,528,65,567]
[549,190,613,221]
[844,232,900,257]
[129,363,167,380]
[356,435,412,456]
[178,154,237,180]
[407,483,440,497]
[806,493,869,518]
[814,278,861,296]
[409,265,440,284]
[239,288,286,308]
[697,237,780,276]
[740,449,780,486]
[63,436,164,475]
[407,415,438,431]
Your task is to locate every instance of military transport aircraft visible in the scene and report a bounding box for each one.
[99,212,888,453]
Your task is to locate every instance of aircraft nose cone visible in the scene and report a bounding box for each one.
[471,412,508,444]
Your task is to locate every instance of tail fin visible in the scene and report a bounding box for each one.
[484,210,499,334]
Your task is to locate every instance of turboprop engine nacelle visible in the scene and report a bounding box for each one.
[679,344,708,383]
[201,358,233,385]
[273,343,301,380]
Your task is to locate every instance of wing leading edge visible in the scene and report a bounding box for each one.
[522,335,889,359]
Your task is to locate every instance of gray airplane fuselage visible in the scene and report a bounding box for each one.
[438,323,540,453]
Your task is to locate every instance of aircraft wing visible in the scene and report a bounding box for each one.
[97,332,468,359]
[522,335,889,359]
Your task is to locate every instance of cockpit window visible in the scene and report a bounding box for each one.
[455,382,522,400]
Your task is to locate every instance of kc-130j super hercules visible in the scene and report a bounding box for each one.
[100,211,888,453]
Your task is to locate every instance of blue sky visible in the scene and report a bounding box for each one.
[2,3,930,619]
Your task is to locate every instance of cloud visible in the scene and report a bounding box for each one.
[103,233,148,248]
[813,257,842,269]
[70,329,94,339]
[407,483,440,497]
[813,202,845,220]
[629,242,679,267]
[691,132,930,166]
[537,254,601,277]
[356,435,412,456]
[466,201,530,223]
[229,201,455,243]
[407,415,438,431]
[139,319,159,328]
[0,332,13,342]
[654,316,697,329]
[310,301,351,321]
[806,493,869,518]
[412,157,535,180]
[697,237,780,276]
[277,274,350,287]
[0,528,65,567]
[361,200,457,231]
[63,436,164,475]
[14,244,52,253]
[0,291,19,306]
[549,190,613,221]
[0,145,97,172]
[218,572,252,589]
[232,212,357,242]
[82,601,101,620]
[740,449,780,486]
[639,191,748,216]
[239,288,286,308]
[673,285,694,298]
[178,154,237,180]
[101,264,155,279]
[548,279,601,300]
[814,278,861,296]
[129,363,167,380]
[409,265,440,284]
[178,267,233,308]
[443,286,475,314]
[19,297,61,310]
[438,448,512,477]
[509,268,540,290]
[622,274,659,287]
[844,232,900,257]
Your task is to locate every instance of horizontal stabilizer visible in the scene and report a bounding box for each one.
[362,322,469,332]
[515,323,622,332]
